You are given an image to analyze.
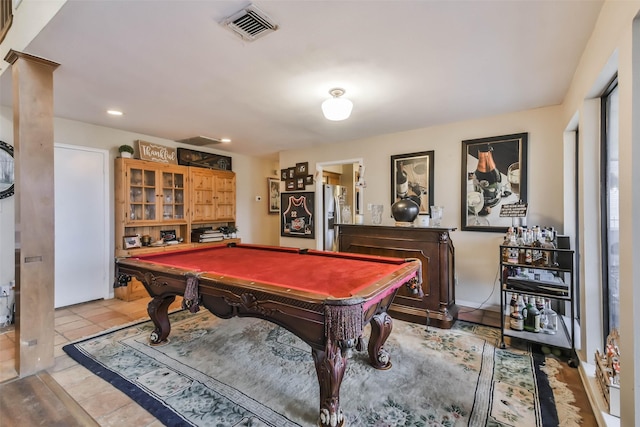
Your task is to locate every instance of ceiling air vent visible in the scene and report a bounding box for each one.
[176,136,221,146]
[223,4,278,41]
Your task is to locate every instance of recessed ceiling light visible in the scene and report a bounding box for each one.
[107,110,123,116]
[220,138,231,143]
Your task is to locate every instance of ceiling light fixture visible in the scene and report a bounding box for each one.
[107,109,123,116]
[321,88,353,121]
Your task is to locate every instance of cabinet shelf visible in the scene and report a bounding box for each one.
[502,314,573,349]
[115,158,237,300]
[499,243,576,365]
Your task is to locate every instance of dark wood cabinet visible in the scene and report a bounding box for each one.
[336,224,457,328]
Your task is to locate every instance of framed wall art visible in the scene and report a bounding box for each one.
[390,150,434,214]
[123,235,141,249]
[0,141,14,200]
[295,162,309,177]
[461,132,528,232]
[280,191,315,239]
[268,178,280,214]
[177,147,232,171]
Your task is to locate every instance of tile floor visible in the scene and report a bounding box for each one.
[0,298,501,426]
[0,296,182,426]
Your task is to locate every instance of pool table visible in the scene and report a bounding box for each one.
[115,243,422,427]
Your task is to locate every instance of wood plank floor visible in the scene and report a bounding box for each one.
[0,299,597,426]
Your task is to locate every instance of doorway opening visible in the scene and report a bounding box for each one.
[315,158,364,251]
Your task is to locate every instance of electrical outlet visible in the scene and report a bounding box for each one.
[367,203,372,211]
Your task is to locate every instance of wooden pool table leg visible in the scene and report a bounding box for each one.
[312,338,346,427]
[368,312,393,370]
[147,295,176,345]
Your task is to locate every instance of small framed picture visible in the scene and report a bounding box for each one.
[296,177,305,190]
[295,162,309,177]
[287,167,296,179]
[268,177,280,214]
[286,179,295,190]
[123,235,141,249]
[305,175,314,185]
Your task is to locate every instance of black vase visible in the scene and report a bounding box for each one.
[391,198,420,223]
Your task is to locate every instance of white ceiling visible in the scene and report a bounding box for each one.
[0,0,603,157]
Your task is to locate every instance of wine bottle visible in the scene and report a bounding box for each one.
[474,146,502,208]
[510,294,524,331]
[523,296,541,333]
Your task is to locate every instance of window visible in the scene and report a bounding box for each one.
[601,77,619,336]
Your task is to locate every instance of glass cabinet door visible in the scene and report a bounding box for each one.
[162,170,185,220]
[128,167,157,222]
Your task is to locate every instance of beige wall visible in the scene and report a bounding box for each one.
[0,106,278,294]
[279,105,565,308]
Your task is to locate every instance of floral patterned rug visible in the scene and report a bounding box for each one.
[63,310,579,426]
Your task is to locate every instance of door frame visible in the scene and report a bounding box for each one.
[54,143,111,303]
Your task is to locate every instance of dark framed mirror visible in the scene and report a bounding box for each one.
[0,141,14,199]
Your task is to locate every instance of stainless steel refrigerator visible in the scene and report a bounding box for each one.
[323,184,348,251]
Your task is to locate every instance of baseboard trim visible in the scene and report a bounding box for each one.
[578,359,620,426]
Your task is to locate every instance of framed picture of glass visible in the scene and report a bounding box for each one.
[461,132,528,232]
[390,150,434,214]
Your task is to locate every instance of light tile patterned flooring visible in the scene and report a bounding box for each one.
[0,296,182,426]
[0,299,507,426]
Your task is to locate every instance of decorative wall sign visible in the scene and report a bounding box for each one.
[137,140,177,164]
[280,191,315,238]
[461,132,528,232]
[177,147,232,171]
[390,150,434,214]
[268,178,280,214]
[0,141,14,199]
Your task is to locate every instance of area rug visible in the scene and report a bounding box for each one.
[63,310,581,427]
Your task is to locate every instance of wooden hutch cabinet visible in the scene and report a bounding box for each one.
[190,167,236,223]
[336,224,457,328]
[114,158,237,300]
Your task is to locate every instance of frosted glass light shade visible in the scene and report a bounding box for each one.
[322,93,353,121]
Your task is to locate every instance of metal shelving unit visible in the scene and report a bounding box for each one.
[499,245,577,367]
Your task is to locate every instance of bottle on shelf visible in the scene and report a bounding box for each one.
[540,298,558,334]
[531,226,545,266]
[510,293,524,331]
[542,229,557,267]
[502,227,514,263]
[517,227,527,264]
[522,296,541,333]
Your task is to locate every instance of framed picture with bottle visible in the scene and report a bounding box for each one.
[461,132,528,232]
[390,150,434,215]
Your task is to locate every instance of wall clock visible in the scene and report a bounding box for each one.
[0,141,14,199]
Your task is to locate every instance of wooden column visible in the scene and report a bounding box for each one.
[4,50,59,376]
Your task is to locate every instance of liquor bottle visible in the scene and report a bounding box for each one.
[510,293,524,331]
[540,298,558,334]
[474,145,502,209]
[532,226,544,266]
[507,228,519,264]
[517,227,527,264]
[522,296,541,333]
[396,161,408,198]
[502,227,514,263]
[542,229,557,267]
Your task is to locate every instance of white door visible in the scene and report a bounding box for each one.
[54,144,109,308]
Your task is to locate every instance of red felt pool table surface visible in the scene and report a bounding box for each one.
[130,243,414,299]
